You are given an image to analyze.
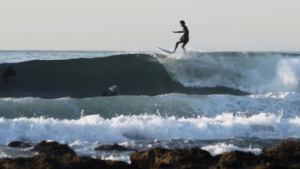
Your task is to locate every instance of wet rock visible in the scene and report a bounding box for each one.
[217,150,256,168]
[8,141,31,148]
[259,140,300,162]
[254,140,300,168]
[131,147,214,169]
[95,144,129,151]
[0,154,135,169]
[3,140,300,169]
[214,141,300,169]
[105,160,139,169]
[30,141,76,156]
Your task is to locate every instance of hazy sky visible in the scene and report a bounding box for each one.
[0,0,299,51]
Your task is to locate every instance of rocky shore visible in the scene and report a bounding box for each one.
[1,140,300,169]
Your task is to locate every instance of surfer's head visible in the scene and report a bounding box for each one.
[180,20,185,26]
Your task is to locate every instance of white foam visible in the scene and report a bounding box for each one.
[101,155,130,164]
[202,143,261,156]
[1,112,300,144]
[2,92,300,119]
[156,52,300,94]
[0,152,10,158]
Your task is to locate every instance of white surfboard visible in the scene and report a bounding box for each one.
[157,47,174,54]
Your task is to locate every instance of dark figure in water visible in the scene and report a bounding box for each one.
[103,85,118,97]
[2,65,16,85]
[173,20,189,53]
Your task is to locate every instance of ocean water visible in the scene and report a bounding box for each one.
[0,50,300,163]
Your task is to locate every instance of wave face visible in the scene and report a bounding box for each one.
[1,51,299,98]
[156,52,300,94]
[0,52,299,98]
[0,53,246,98]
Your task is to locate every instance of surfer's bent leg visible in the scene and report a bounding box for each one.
[174,41,183,53]
[181,39,189,54]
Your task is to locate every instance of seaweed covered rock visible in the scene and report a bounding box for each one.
[95,144,129,151]
[3,140,300,169]
[217,150,256,168]
[131,147,214,169]
[30,141,76,156]
[0,154,135,169]
[260,140,300,162]
[8,141,31,148]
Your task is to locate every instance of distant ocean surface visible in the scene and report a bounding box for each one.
[0,50,300,163]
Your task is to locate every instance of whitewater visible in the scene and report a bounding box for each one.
[0,50,300,163]
[156,51,300,94]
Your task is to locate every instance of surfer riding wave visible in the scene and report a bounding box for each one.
[173,20,189,54]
